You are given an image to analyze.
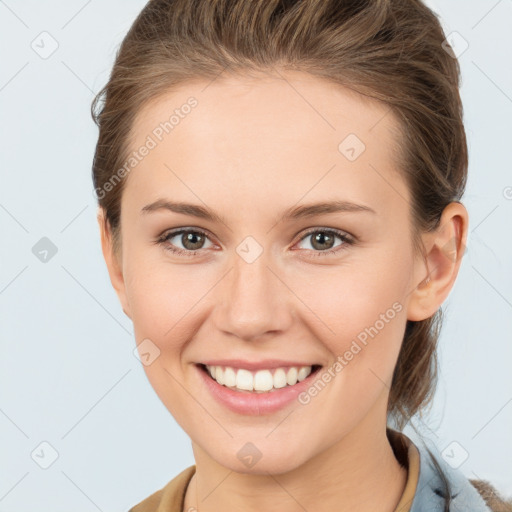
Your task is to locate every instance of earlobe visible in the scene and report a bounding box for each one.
[97,207,132,319]
[406,202,468,322]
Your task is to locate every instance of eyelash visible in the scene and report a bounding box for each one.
[155,227,355,258]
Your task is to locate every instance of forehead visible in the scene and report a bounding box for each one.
[130,70,397,150]
[123,70,409,218]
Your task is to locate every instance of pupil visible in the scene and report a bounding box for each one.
[313,232,334,250]
[184,232,203,250]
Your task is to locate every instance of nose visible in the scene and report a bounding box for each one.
[212,250,294,342]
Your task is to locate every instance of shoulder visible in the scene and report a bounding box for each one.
[127,465,196,512]
[410,437,510,512]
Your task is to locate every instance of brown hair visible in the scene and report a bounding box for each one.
[91,0,467,431]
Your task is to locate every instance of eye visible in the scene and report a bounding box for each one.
[294,228,354,257]
[156,228,214,256]
[155,226,355,258]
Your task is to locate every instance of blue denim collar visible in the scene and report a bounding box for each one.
[409,436,491,511]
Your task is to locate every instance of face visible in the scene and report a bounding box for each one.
[103,71,431,474]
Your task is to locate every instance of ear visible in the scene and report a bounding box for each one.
[97,207,132,319]
[406,201,468,321]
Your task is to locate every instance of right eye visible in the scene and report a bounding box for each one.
[156,228,215,257]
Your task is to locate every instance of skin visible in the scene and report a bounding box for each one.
[98,70,468,512]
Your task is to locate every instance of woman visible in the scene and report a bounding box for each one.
[91,0,511,510]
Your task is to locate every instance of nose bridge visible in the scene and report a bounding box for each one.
[214,243,292,341]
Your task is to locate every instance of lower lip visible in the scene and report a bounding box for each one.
[196,364,321,415]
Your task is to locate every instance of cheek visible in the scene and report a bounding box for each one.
[290,256,410,347]
[287,255,410,401]
[123,255,211,428]
[124,247,210,338]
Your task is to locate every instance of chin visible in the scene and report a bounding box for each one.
[208,444,311,476]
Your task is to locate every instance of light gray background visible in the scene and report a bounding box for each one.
[1,0,511,510]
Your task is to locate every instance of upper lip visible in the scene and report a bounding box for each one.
[198,359,321,371]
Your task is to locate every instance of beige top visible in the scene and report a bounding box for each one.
[129,428,420,512]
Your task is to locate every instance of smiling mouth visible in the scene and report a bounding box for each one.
[198,363,322,393]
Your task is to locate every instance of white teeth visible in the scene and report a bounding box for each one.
[223,366,237,387]
[273,368,287,389]
[236,369,253,391]
[215,366,224,385]
[204,364,314,392]
[286,367,298,385]
[254,370,273,391]
[297,367,311,382]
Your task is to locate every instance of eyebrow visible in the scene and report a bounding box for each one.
[140,198,376,224]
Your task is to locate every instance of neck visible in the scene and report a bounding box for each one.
[183,411,407,512]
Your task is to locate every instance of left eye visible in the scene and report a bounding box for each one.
[294,228,353,255]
